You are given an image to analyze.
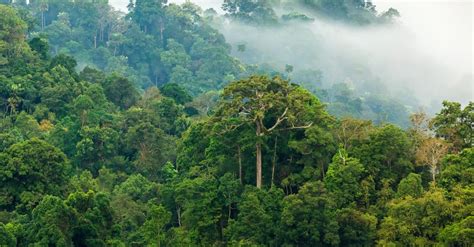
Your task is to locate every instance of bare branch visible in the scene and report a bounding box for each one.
[281,122,313,131]
[266,107,289,133]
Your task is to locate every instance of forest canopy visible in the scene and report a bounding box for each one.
[0,1,472,246]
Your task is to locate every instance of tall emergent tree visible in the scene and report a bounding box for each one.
[214,75,329,188]
[416,137,450,184]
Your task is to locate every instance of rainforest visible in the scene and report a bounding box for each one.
[0,0,472,246]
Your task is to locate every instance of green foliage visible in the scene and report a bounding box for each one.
[103,74,140,110]
[281,12,315,22]
[223,0,278,25]
[0,138,70,211]
[337,208,377,246]
[325,148,366,207]
[14,111,42,139]
[289,123,336,180]
[431,101,473,151]
[351,124,413,189]
[438,216,474,245]
[227,186,284,245]
[124,121,173,179]
[0,222,16,247]
[160,83,192,105]
[0,4,31,75]
[378,188,457,245]
[295,0,388,24]
[49,54,77,75]
[75,126,119,172]
[25,191,114,246]
[438,147,474,190]
[28,37,50,60]
[176,121,211,172]
[66,190,113,246]
[0,3,471,246]
[396,173,424,198]
[281,181,339,246]
[26,195,75,246]
[215,75,330,188]
[114,174,159,203]
[174,174,221,245]
[141,204,171,246]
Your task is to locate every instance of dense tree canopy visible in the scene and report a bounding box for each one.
[0,2,472,246]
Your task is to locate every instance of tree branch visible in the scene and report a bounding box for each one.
[266,107,289,133]
[281,122,313,131]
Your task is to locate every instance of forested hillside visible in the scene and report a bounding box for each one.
[0,1,473,246]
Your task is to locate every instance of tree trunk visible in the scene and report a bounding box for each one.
[256,122,262,189]
[271,136,278,187]
[100,25,104,42]
[41,11,44,30]
[320,161,325,179]
[256,142,262,189]
[238,145,242,185]
[80,111,87,127]
[177,206,182,227]
[160,20,164,44]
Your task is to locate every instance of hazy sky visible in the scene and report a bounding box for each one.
[377,0,472,81]
[109,0,473,103]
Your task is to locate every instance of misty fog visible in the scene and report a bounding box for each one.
[110,0,473,110]
[220,15,469,109]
